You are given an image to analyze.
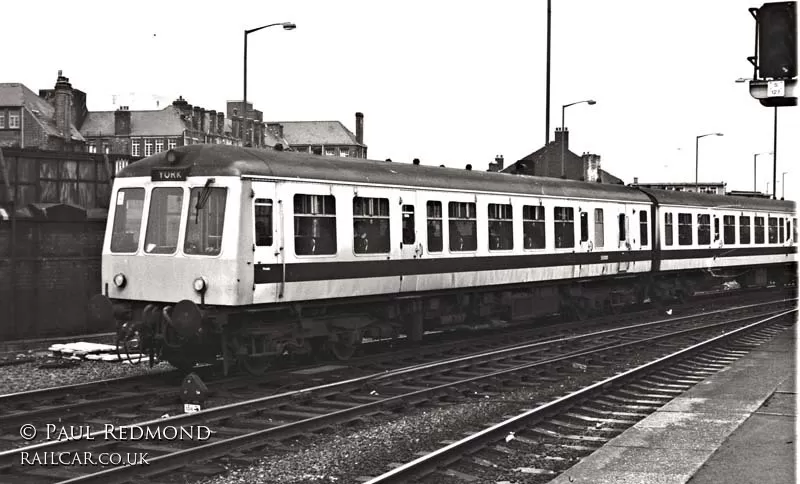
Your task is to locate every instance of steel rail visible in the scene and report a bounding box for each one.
[36,308,795,484]
[362,308,797,483]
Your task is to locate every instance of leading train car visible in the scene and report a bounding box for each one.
[88,144,795,373]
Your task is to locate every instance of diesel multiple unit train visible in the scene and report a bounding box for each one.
[88,144,797,374]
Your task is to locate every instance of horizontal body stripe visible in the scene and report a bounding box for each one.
[660,245,797,260]
[257,250,648,284]
[254,245,796,284]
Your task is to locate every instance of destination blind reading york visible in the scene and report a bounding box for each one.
[151,168,188,181]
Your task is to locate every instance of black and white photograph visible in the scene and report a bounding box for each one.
[0,1,797,483]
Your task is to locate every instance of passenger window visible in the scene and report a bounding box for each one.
[723,216,735,244]
[713,217,720,241]
[185,187,227,256]
[523,205,546,249]
[739,216,751,244]
[664,212,674,246]
[145,187,183,254]
[697,214,710,245]
[678,213,692,245]
[449,202,477,251]
[254,199,273,246]
[768,217,778,243]
[110,188,145,253]
[754,216,765,244]
[555,207,575,249]
[353,197,390,254]
[594,208,604,248]
[427,201,443,253]
[639,211,648,246]
[580,211,589,243]
[779,218,785,243]
[794,217,798,242]
[488,203,513,250]
[294,194,337,255]
[402,205,415,245]
[618,213,626,242]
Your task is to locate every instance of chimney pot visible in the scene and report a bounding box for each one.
[466,164,472,171]
[413,158,420,165]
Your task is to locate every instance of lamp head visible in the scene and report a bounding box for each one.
[587,100,597,105]
[282,22,297,30]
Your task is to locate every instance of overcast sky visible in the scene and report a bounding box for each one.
[6,0,799,198]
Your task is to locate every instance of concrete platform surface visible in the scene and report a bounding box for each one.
[548,322,797,484]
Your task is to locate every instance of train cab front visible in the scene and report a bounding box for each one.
[88,147,247,370]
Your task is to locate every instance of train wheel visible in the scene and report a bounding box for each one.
[239,355,271,376]
[329,331,360,361]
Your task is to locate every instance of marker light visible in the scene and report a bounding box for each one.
[166,150,179,165]
[113,273,127,288]
[193,277,208,293]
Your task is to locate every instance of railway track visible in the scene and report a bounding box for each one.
[0,286,787,439]
[0,289,789,451]
[363,309,797,483]
[0,297,794,483]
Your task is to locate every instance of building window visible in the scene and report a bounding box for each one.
[0,111,5,129]
[8,111,20,129]
[402,205,415,245]
[427,201,443,253]
[697,214,710,245]
[754,216,765,244]
[144,139,153,157]
[255,199,273,246]
[488,203,513,250]
[103,143,110,154]
[311,146,322,156]
[768,217,778,243]
[339,148,351,157]
[740,216,751,244]
[523,205,546,249]
[594,208,604,248]
[168,139,177,150]
[723,215,735,244]
[325,147,335,156]
[664,212,674,246]
[294,194,337,255]
[554,206,574,249]
[88,144,97,154]
[449,202,477,251]
[131,139,141,157]
[353,197,390,254]
[678,213,692,245]
[155,140,164,153]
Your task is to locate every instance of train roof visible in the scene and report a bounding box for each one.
[119,144,651,202]
[118,144,796,213]
[638,187,795,212]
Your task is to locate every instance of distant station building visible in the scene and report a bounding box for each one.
[502,127,623,184]
[630,179,727,195]
[0,72,87,151]
[264,112,368,158]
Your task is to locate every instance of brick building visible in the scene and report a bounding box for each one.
[503,128,622,184]
[265,112,368,158]
[81,96,242,156]
[0,73,86,151]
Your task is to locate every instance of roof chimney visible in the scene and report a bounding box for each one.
[355,112,364,145]
[554,127,569,149]
[114,106,131,136]
[53,71,73,139]
[466,164,472,171]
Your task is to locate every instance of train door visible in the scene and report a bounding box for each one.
[252,181,282,303]
[397,190,420,293]
[617,207,631,272]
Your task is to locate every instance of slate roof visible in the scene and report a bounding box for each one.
[268,121,365,147]
[80,105,192,137]
[0,83,85,142]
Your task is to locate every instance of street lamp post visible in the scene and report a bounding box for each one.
[695,132,723,191]
[243,21,296,147]
[782,171,788,199]
[560,99,596,178]
[753,152,773,192]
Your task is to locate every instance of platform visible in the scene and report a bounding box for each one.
[548,322,797,484]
